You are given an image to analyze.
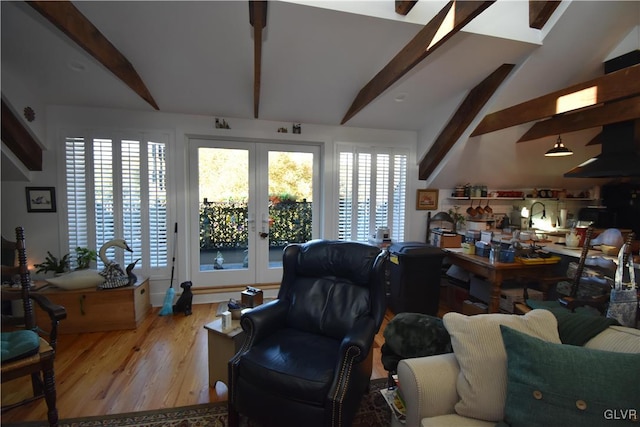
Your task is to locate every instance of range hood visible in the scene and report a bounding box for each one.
[564,120,640,178]
[565,51,640,178]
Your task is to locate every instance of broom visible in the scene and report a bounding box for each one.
[159,222,178,316]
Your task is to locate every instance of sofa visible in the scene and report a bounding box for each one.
[393,309,640,427]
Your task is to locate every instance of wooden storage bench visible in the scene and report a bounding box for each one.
[35,278,150,334]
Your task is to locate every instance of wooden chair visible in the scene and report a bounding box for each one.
[1,227,67,427]
[516,227,635,315]
[558,228,634,313]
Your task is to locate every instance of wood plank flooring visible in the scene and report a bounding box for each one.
[1,303,406,424]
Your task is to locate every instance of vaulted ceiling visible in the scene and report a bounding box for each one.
[2,1,639,188]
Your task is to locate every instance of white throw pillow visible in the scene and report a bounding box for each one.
[442,309,561,422]
[584,325,640,353]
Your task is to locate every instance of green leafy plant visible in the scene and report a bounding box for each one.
[74,247,97,270]
[34,251,70,275]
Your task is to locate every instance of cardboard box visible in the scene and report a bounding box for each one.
[431,231,462,248]
[462,299,488,315]
[461,242,475,255]
[500,288,543,313]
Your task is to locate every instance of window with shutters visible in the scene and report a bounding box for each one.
[64,134,168,270]
[337,146,407,243]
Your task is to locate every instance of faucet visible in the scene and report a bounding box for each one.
[529,201,546,229]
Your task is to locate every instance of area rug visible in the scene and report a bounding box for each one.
[7,378,391,427]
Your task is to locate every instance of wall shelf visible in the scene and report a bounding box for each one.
[524,197,595,202]
[448,197,524,201]
[448,197,595,202]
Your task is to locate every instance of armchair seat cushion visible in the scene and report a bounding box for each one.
[1,330,40,363]
[238,328,340,405]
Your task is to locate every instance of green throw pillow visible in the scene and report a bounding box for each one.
[499,325,640,427]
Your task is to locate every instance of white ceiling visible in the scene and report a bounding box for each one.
[2,0,640,189]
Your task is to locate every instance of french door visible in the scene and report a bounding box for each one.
[189,138,320,286]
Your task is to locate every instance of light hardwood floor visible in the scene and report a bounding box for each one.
[1,303,401,424]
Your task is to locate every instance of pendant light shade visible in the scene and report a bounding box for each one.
[545,135,573,157]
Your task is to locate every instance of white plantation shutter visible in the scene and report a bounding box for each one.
[65,137,89,258]
[94,139,116,265]
[392,154,407,240]
[338,145,408,243]
[121,140,142,267]
[338,152,353,241]
[375,153,390,233]
[147,142,168,267]
[356,152,372,241]
[64,133,168,270]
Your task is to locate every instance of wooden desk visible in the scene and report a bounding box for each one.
[443,248,557,313]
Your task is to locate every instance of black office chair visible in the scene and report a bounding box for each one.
[228,240,388,427]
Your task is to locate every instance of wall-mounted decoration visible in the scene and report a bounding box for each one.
[416,189,438,210]
[26,187,56,212]
[292,123,301,134]
[23,106,35,122]
[277,127,288,133]
[215,118,231,129]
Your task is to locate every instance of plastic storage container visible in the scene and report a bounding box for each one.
[387,242,445,315]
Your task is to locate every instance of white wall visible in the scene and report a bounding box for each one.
[1,105,420,306]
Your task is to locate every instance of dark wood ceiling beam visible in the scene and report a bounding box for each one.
[419,64,514,180]
[341,0,495,125]
[27,0,159,110]
[586,132,602,146]
[517,96,640,142]
[529,1,561,29]
[396,1,418,15]
[471,63,640,136]
[1,98,42,171]
[249,1,267,119]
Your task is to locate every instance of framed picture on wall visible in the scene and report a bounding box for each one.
[416,189,438,210]
[26,187,56,213]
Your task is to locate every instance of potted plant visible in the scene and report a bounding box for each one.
[448,206,466,233]
[34,252,70,275]
[74,247,97,270]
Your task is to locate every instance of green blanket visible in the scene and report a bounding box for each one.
[526,300,619,346]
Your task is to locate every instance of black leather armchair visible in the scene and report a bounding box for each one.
[228,240,388,427]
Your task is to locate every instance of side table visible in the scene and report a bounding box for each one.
[203,316,245,387]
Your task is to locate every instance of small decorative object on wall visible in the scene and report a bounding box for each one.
[23,106,35,122]
[292,123,301,134]
[416,188,438,210]
[215,118,231,129]
[26,187,56,212]
[277,127,288,133]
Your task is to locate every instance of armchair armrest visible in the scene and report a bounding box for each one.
[396,353,460,427]
[240,299,288,345]
[339,316,377,363]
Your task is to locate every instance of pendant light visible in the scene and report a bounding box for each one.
[545,135,573,157]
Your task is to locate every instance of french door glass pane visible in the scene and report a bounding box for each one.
[267,151,314,267]
[198,147,249,272]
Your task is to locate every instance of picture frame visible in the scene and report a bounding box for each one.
[416,188,438,210]
[26,187,56,213]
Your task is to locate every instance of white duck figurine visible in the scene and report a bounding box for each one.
[46,239,133,290]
